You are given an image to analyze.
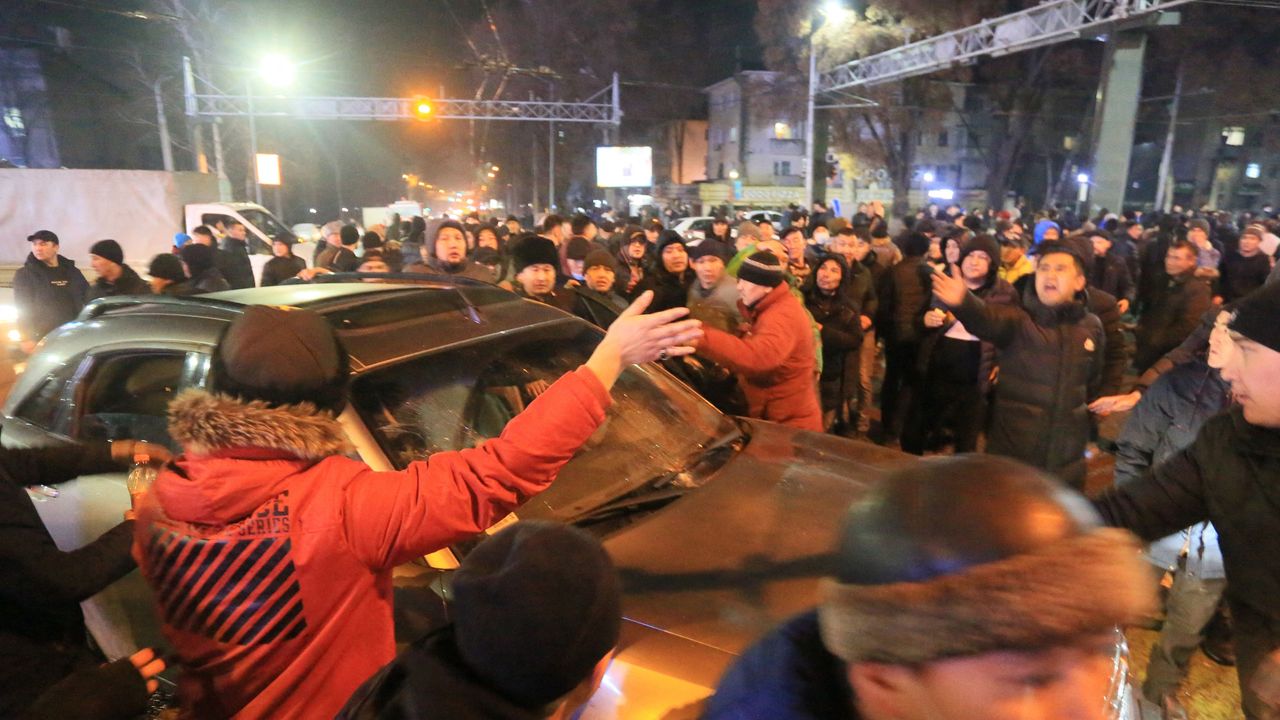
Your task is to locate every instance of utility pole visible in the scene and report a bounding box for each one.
[153,78,175,172]
[804,18,819,211]
[549,121,556,212]
[246,79,262,205]
[532,124,540,213]
[1155,59,1185,213]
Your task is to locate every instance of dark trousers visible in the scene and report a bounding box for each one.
[1233,603,1280,719]
[902,338,983,455]
[880,340,919,440]
[1142,571,1228,703]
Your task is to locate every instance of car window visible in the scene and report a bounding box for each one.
[350,320,738,523]
[12,353,87,433]
[73,351,202,450]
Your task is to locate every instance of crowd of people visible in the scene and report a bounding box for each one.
[6,194,1280,719]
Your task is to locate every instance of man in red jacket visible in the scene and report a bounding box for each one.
[696,251,823,431]
[131,291,701,719]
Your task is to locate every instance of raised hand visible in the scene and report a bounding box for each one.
[585,291,703,390]
[930,264,968,309]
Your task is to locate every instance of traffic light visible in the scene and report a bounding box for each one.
[413,97,433,120]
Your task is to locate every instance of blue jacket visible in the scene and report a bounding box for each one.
[703,611,857,720]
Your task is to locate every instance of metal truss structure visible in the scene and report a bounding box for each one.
[818,0,1198,93]
[183,59,621,127]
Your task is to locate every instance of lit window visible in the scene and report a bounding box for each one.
[1223,127,1246,147]
[729,126,738,142]
[774,122,793,140]
[3,107,24,135]
[1246,163,1262,179]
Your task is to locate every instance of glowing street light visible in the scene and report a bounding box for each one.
[1077,172,1091,184]
[258,53,296,88]
[922,171,936,184]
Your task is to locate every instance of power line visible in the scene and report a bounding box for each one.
[28,0,177,22]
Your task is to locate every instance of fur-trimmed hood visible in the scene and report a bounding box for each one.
[155,389,354,525]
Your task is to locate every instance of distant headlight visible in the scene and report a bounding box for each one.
[0,304,15,323]
[7,329,20,343]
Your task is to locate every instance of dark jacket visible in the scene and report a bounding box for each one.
[218,237,256,289]
[190,267,231,294]
[87,264,150,301]
[804,283,862,411]
[875,255,931,343]
[337,625,548,720]
[637,266,694,314]
[1090,251,1133,303]
[842,256,878,321]
[12,254,90,341]
[1114,359,1230,486]
[1218,251,1271,303]
[1134,270,1213,373]
[1085,287,1128,398]
[406,257,496,283]
[918,276,1019,394]
[1094,407,1280,632]
[952,285,1105,488]
[704,610,857,720]
[260,255,307,287]
[159,280,198,298]
[0,444,144,717]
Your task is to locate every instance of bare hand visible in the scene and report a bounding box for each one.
[524,379,551,398]
[1250,649,1280,711]
[924,308,948,328]
[586,291,703,390]
[860,315,873,331]
[1117,298,1130,315]
[297,267,333,281]
[930,264,968,308]
[1088,391,1141,416]
[111,440,172,467]
[127,647,166,695]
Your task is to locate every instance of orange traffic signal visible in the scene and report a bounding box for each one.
[413,97,433,119]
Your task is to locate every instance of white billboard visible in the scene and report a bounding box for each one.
[596,146,653,188]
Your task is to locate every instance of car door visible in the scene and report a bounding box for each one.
[12,347,209,661]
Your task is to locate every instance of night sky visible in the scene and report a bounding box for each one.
[3,0,762,220]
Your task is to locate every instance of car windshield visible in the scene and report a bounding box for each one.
[240,208,295,246]
[350,320,741,524]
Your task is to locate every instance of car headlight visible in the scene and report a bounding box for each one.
[0,304,15,323]
[6,329,19,343]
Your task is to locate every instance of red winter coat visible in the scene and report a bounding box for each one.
[132,367,610,720]
[699,283,823,431]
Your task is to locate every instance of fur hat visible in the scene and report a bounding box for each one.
[89,239,124,266]
[512,235,559,273]
[737,251,785,288]
[819,455,1155,665]
[452,521,621,707]
[209,305,350,414]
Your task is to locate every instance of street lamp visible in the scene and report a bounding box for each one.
[247,54,296,206]
[258,53,296,88]
[805,1,848,212]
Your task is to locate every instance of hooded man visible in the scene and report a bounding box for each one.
[1094,282,1280,719]
[637,230,694,314]
[179,243,231,295]
[932,241,1105,489]
[130,293,703,719]
[13,229,89,352]
[338,521,620,720]
[686,240,741,334]
[570,250,630,326]
[706,455,1155,720]
[407,220,494,282]
[694,251,822,431]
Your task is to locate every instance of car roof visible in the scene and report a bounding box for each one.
[17,279,577,401]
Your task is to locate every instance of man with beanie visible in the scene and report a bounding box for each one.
[686,240,741,334]
[511,234,574,311]
[932,241,1105,489]
[131,292,703,719]
[87,239,151,300]
[407,220,493,282]
[13,229,89,352]
[219,220,256,289]
[1094,281,1280,718]
[322,224,361,273]
[338,521,620,719]
[315,220,345,268]
[637,230,694,314]
[705,455,1155,720]
[564,236,593,282]
[179,243,231,294]
[571,250,629,325]
[148,253,193,296]
[1219,224,1273,303]
[694,251,822,431]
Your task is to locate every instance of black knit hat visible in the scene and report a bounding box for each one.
[584,248,615,272]
[512,235,559,273]
[149,253,187,283]
[89,239,124,265]
[180,243,216,275]
[1229,281,1280,354]
[688,240,729,263]
[566,236,592,261]
[737,250,785,288]
[361,231,383,251]
[210,305,350,414]
[961,234,1001,266]
[339,224,360,247]
[655,230,687,257]
[452,521,621,708]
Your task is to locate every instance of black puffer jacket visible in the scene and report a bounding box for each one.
[952,285,1105,489]
[12,254,90,341]
[1094,407,1280,637]
[86,264,150,300]
[1090,251,1133,303]
[637,266,694,314]
[218,237,256,289]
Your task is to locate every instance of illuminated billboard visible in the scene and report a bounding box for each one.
[596,146,653,188]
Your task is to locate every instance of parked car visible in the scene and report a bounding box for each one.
[672,216,720,242]
[746,210,785,231]
[0,278,1140,719]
